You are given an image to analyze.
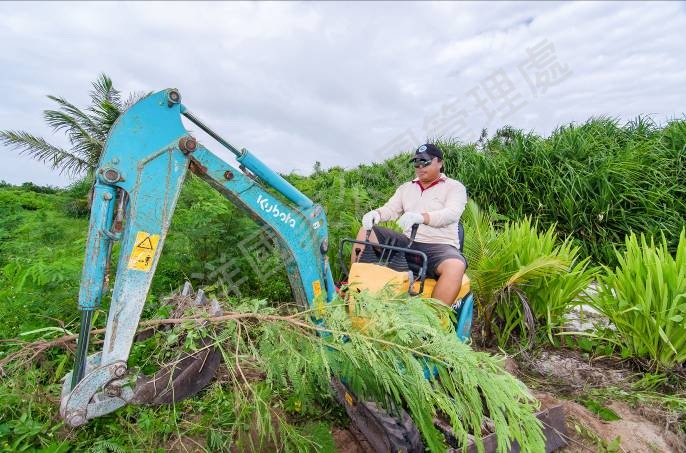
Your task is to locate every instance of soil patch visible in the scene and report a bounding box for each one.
[514,348,684,452]
[522,348,632,390]
[535,392,684,452]
[333,426,374,453]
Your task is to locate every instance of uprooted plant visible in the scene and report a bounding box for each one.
[2,290,547,452]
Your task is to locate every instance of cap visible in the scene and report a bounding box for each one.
[410,143,443,162]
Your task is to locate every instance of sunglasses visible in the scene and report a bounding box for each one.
[412,158,433,168]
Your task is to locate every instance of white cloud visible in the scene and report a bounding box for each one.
[0,1,684,186]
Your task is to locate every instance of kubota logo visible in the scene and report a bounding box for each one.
[257,195,296,228]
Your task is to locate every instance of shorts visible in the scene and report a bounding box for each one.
[365,226,467,280]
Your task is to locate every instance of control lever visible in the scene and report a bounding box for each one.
[408,223,419,246]
[407,223,423,297]
[355,220,375,263]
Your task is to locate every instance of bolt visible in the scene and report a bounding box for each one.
[67,411,86,427]
[167,89,181,107]
[179,136,197,154]
[103,168,120,183]
[224,170,234,180]
[112,364,127,378]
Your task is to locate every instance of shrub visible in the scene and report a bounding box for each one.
[440,117,686,266]
[462,201,595,346]
[589,230,686,368]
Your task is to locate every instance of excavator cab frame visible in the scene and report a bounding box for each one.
[338,223,475,342]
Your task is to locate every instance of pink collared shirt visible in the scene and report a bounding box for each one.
[376,173,467,250]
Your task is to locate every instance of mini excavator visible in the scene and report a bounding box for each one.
[60,89,567,452]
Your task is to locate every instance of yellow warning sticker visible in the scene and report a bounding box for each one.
[344,392,354,406]
[312,280,322,298]
[127,231,160,272]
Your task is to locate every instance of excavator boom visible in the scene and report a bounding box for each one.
[61,89,335,426]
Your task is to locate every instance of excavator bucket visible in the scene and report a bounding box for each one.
[132,336,221,404]
[131,282,223,405]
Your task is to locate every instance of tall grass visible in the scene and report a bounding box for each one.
[589,230,686,368]
[440,117,686,265]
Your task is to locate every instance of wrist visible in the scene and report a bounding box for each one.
[422,213,430,224]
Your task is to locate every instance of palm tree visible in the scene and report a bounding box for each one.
[461,200,595,347]
[0,73,143,178]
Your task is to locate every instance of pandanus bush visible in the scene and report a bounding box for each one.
[589,230,686,369]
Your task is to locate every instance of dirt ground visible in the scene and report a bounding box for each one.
[333,426,374,453]
[535,391,684,453]
[523,349,685,453]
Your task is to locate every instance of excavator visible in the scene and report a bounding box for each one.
[60,88,567,452]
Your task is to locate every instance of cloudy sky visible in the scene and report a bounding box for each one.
[1,1,684,187]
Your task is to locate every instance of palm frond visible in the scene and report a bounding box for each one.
[461,199,494,269]
[86,74,126,139]
[90,73,121,109]
[46,95,105,143]
[0,130,90,176]
[43,109,102,164]
[86,100,121,142]
[505,256,568,287]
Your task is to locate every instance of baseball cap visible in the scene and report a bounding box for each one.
[410,143,443,162]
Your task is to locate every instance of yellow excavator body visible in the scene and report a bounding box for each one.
[345,262,471,333]
[347,262,471,300]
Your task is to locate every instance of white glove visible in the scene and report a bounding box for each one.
[362,210,381,230]
[397,212,424,231]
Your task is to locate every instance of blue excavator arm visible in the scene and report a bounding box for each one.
[60,89,335,427]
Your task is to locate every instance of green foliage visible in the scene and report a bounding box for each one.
[2,291,546,451]
[461,200,595,346]
[155,174,295,301]
[439,117,686,266]
[0,74,146,177]
[580,398,622,422]
[0,185,87,338]
[201,293,546,452]
[588,230,686,368]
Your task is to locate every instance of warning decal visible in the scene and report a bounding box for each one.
[312,280,322,298]
[127,231,160,271]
